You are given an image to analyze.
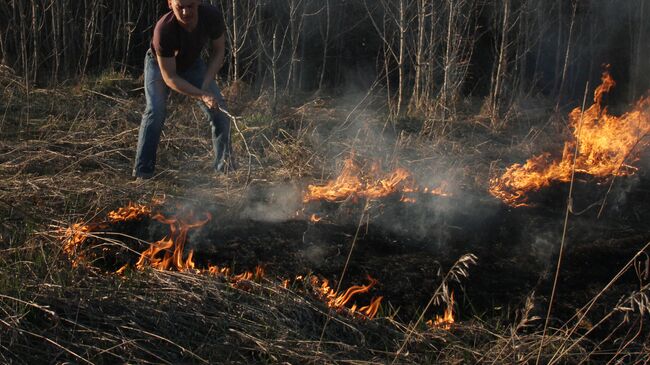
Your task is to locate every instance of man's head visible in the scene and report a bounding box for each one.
[168,0,200,29]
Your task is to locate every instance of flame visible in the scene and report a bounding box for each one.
[490,69,650,207]
[357,295,383,318]
[310,214,322,223]
[107,202,151,223]
[64,203,387,318]
[62,202,151,264]
[151,194,166,207]
[310,275,383,319]
[229,266,265,291]
[427,292,455,330]
[207,264,231,276]
[304,156,449,203]
[232,265,265,283]
[116,263,129,276]
[62,222,101,258]
[135,210,211,272]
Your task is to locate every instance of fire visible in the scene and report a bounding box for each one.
[232,265,265,282]
[62,202,152,264]
[309,214,322,223]
[310,275,383,319]
[490,70,650,207]
[304,156,449,203]
[135,209,211,272]
[115,264,129,275]
[208,264,231,276]
[427,292,455,330]
[107,202,151,223]
[63,203,387,320]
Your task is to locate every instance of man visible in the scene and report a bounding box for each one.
[133,0,234,180]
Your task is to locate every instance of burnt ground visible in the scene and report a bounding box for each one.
[90,172,650,331]
[3,72,649,363]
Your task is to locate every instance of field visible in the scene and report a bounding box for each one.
[1,63,649,364]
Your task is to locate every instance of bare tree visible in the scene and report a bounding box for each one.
[285,0,306,93]
[255,2,290,111]
[408,0,431,113]
[364,0,417,118]
[488,0,510,128]
[628,0,646,101]
[424,0,477,135]
[219,0,257,83]
[554,0,578,112]
[1,0,648,118]
[317,0,330,91]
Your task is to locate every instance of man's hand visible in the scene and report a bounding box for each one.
[200,78,220,111]
[200,94,220,111]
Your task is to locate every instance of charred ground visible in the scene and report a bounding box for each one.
[1,69,649,364]
[88,178,650,324]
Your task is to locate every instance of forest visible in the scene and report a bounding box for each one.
[1,0,649,364]
[3,0,649,120]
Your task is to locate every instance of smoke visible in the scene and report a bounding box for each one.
[240,183,302,223]
[526,230,559,269]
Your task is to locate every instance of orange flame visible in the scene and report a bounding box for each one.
[107,202,151,223]
[490,70,650,207]
[357,295,383,318]
[304,157,449,203]
[232,265,265,283]
[135,210,211,272]
[116,263,129,276]
[311,275,383,319]
[62,202,151,264]
[230,266,265,291]
[207,264,231,276]
[427,292,455,330]
[64,203,387,318]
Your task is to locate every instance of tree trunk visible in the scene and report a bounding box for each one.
[231,0,239,81]
[410,0,427,114]
[490,0,509,129]
[396,0,406,117]
[555,0,577,112]
[318,0,330,91]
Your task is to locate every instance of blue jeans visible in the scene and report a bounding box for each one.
[133,50,232,178]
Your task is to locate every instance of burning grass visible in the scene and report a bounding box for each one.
[1,68,650,364]
[303,154,450,204]
[490,69,650,207]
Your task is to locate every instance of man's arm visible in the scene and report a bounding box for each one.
[157,55,220,110]
[201,34,226,91]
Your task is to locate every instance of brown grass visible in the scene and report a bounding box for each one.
[1,68,648,364]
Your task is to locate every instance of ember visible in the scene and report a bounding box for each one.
[489,69,650,207]
[304,156,449,203]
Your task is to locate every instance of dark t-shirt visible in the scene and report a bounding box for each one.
[151,4,225,72]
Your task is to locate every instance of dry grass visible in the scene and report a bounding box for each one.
[1,68,648,364]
